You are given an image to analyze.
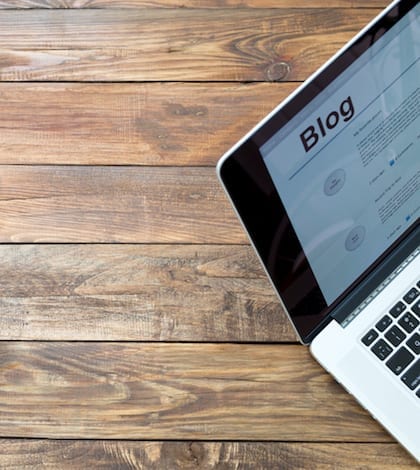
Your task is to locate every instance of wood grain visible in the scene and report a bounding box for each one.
[0,2,412,465]
[0,342,389,441]
[0,244,296,342]
[0,82,296,165]
[0,440,415,469]
[0,166,245,243]
[0,9,379,81]
[0,0,388,9]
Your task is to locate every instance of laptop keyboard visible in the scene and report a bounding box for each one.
[361,280,420,398]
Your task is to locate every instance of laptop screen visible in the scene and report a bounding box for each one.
[218,1,419,342]
[260,4,419,306]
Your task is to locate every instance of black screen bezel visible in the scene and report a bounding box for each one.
[218,0,417,343]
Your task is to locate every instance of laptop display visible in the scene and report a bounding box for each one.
[218,0,419,343]
[260,5,419,306]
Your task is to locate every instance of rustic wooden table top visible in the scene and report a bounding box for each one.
[0,0,417,468]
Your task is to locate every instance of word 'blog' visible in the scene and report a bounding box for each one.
[300,96,355,153]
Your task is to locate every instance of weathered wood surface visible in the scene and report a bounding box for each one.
[0,440,414,469]
[0,166,245,243]
[0,244,296,342]
[0,0,388,9]
[0,1,412,467]
[0,82,296,165]
[0,342,388,441]
[0,9,379,81]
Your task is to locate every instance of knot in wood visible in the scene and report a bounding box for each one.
[265,62,290,81]
[187,442,205,465]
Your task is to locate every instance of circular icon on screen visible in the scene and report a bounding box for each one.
[345,225,366,252]
[324,169,346,196]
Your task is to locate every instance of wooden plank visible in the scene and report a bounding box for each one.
[0,342,390,441]
[0,82,296,165]
[0,440,415,469]
[0,166,245,244]
[0,9,379,81]
[0,244,296,342]
[0,1,389,9]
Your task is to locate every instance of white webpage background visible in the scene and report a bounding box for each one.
[261,8,419,305]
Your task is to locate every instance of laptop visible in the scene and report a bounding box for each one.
[216,0,419,461]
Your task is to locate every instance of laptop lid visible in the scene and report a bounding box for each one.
[217,0,419,344]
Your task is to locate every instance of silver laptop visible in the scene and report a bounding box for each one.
[217,0,419,461]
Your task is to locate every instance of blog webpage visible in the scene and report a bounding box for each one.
[260,6,419,305]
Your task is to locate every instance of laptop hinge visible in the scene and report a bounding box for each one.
[331,224,419,327]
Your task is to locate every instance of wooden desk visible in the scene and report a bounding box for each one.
[0,1,416,468]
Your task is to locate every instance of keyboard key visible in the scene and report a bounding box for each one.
[385,325,406,347]
[401,359,420,390]
[411,299,420,317]
[403,287,419,304]
[406,332,420,355]
[361,329,378,346]
[417,388,420,399]
[389,301,406,318]
[386,347,415,375]
[398,312,419,333]
[371,339,393,361]
[375,315,392,332]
